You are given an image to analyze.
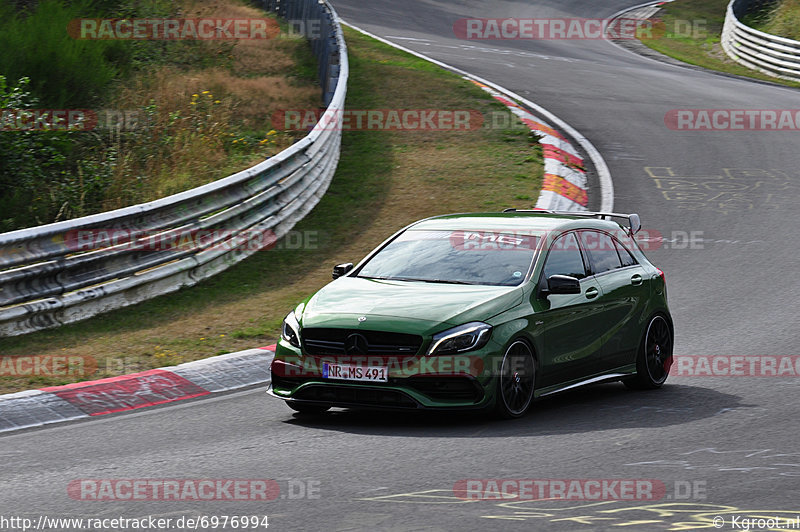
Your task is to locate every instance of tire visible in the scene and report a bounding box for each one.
[286,402,330,414]
[494,340,536,419]
[624,314,673,390]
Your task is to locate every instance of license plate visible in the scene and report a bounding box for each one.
[322,363,388,382]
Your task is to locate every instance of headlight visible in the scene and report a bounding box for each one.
[427,322,492,356]
[281,310,301,348]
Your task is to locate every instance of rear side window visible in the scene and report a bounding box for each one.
[543,232,587,280]
[614,238,637,267]
[580,231,622,275]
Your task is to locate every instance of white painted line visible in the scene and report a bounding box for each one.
[385,36,433,42]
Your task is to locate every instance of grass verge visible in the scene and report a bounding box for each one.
[746,0,800,40]
[0,26,543,394]
[637,0,800,88]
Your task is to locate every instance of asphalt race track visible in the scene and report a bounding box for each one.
[3,1,800,530]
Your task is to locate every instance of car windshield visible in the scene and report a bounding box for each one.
[357,229,540,286]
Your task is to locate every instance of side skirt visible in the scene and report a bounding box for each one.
[536,367,636,398]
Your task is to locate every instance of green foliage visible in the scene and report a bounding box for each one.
[0,76,115,231]
[0,77,63,231]
[749,0,800,41]
[0,0,128,108]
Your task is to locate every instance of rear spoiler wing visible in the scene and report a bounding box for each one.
[502,209,642,235]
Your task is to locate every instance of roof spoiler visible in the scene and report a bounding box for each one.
[502,209,642,235]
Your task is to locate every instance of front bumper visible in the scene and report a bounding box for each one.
[268,374,489,410]
[268,339,500,410]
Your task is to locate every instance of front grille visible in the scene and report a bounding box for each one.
[302,328,423,357]
[293,384,419,408]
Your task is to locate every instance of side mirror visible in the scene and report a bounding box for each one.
[547,274,581,295]
[332,263,353,280]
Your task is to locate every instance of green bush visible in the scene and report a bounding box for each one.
[0,0,129,108]
[0,76,67,231]
[0,0,179,231]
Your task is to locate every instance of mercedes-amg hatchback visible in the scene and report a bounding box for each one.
[268,210,673,418]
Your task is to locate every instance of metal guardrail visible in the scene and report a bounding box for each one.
[0,0,348,337]
[722,0,800,82]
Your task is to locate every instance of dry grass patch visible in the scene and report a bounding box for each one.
[96,0,320,209]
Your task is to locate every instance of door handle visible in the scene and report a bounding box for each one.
[631,274,643,286]
[585,287,599,299]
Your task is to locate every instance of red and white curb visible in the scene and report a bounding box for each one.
[0,346,276,433]
[469,80,588,211]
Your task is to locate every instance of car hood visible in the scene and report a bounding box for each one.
[299,277,523,332]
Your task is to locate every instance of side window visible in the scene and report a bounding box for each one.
[580,231,621,275]
[614,238,637,267]
[543,232,587,280]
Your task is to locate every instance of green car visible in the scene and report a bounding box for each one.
[268,210,673,418]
